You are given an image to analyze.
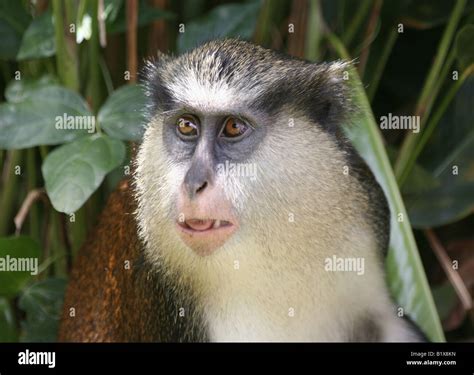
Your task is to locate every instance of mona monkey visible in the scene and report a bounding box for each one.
[58,39,424,342]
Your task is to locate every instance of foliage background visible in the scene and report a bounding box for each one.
[0,0,473,342]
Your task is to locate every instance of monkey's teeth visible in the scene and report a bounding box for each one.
[213,220,221,229]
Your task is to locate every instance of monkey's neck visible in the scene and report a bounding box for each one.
[160,241,361,342]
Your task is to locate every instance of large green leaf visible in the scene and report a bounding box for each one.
[0,297,18,342]
[0,85,92,149]
[42,134,126,214]
[343,68,445,342]
[5,75,58,103]
[16,11,55,60]
[403,78,474,228]
[0,0,31,59]
[177,1,262,53]
[98,84,147,141]
[18,278,66,342]
[0,236,41,298]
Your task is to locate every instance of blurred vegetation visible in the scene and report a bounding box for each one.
[0,0,473,342]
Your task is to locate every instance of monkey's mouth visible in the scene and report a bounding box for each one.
[178,219,233,232]
[175,218,237,256]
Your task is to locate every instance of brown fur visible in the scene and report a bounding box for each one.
[58,179,206,342]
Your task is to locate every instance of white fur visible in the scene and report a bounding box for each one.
[134,99,418,342]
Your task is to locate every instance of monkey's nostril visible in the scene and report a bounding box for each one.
[196,181,207,194]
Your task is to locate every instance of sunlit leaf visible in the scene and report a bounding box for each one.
[42,134,126,214]
[0,85,92,149]
[98,84,147,141]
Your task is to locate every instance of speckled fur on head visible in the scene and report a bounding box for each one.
[143,39,354,124]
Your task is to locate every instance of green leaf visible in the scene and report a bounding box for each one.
[0,297,18,342]
[42,134,126,214]
[98,84,147,141]
[403,78,474,228]
[0,236,41,298]
[177,1,262,53]
[0,85,92,149]
[106,0,174,34]
[0,0,31,60]
[104,0,123,24]
[454,24,474,71]
[17,11,55,60]
[399,0,474,30]
[431,282,458,322]
[18,278,66,342]
[342,68,445,342]
[5,75,58,103]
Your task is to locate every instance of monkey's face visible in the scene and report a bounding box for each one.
[137,107,270,257]
[135,39,357,265]
[161,111,269,256]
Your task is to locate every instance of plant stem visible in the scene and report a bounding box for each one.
[326,32,351,60]
[357,0,382,77]
[253,0,288,47]
[367,27,398,101]
[52,0,79,90]
[342,0,373,46]
[68,207,88,257]
[87,0,104,113]
[48,210,67,277]
[305,0,323,61]
[126,0,138,83]
[100,56,114,95]
[394,0,467,185]
[0,150,23,236]
[26,148,40,241]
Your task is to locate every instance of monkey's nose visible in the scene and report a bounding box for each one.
[190,181,208,197]
[184,175,210,199]
[183,157,214,199]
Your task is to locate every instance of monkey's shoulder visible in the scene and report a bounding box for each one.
[58,180,167,341]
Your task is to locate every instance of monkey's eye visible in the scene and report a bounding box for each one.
[176,115,199,139]
[220,117,250,140]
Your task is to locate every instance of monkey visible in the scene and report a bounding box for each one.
[58,39,425,342]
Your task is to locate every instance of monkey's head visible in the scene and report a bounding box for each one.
[135,39,379,283]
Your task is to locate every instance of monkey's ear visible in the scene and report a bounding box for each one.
[307,60,356,133]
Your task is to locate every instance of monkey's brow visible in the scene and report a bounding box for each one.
[161,108,184,117]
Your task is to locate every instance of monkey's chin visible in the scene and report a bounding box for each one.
[175,220,237,256]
